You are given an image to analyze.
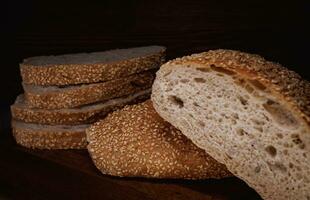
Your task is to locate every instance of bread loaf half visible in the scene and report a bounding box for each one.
[23,70,155,109]
[11,89,150,125]
[151,49,310,199]
[20,46,165,86]
[86,100,232,179]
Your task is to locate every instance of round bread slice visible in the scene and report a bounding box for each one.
[20,45,165,86]
[23,70,155,109]
[86,100,231,179]
[11,89,150,125]
[12,120,88,149]
[151,49,310,199]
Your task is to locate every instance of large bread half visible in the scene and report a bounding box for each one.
[23,70,155,109]
[151,50,310,199]
[86,100,231,179]
[20,46,165,86]
[11,89,150,125]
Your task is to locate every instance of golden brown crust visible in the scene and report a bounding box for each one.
[12,121,87,149]
[162,49,310,125]
[11,90,150,125]
[24,71,155,109]
[20,48,165,86]
[86,100,232,179]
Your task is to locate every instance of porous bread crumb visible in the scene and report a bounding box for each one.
[151,49,310,200]
[163,49,310,124]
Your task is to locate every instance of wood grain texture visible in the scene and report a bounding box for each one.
[1,0,309,199]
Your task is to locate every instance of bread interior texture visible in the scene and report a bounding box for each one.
[152,64,310,200]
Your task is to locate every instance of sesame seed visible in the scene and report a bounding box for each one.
[86,100,231,179]
[21,47,165,86]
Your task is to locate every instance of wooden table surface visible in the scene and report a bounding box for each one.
[1,1,309,199]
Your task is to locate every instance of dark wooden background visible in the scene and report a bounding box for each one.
[1,0,309,199]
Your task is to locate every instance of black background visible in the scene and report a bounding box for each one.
[2,0,310,106]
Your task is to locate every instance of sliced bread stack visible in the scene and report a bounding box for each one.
[11,46,166,149]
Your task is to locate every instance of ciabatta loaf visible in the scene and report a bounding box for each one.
[151,49,310,200]
[20,46,165,86]
[86,100,231,179]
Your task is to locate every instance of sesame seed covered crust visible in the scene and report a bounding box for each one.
[11,89,151,125]
[20,46,166,86]
[86,100,231,179]
[23,70,155,109]
[12,121,88,149]
[162,49,310,125]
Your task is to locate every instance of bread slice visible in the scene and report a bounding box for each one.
[151,50,310,199]
[86,100,232,179]
[20,46,165,86]
[12,120,88,149]
[11,90,151,149]
[23,70,155,109]
[11,89,150,125]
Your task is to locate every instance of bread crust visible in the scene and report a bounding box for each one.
[159,49,310,125]
[151,49,310,200]
[20,46,165,86]
[24,71,155,109]
[12,121,87,149]
[11,90,150,125]
[86,100,232,179]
